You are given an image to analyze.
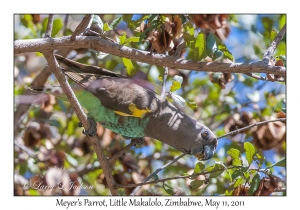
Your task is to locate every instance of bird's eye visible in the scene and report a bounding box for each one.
[201,130,210,140]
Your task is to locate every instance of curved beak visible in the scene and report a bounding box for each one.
[202,145,215,161]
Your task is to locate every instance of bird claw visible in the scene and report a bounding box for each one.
[78,118,97,137]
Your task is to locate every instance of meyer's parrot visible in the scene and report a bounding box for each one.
[34,55,218,160]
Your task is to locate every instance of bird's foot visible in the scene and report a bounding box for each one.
[78,118,97,137]
[133,138,144,147]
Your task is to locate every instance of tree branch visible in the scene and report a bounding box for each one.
[14,66,52,137]
[44,14,54,38]
[71,15,93,41]
[14,36,286,77]
[245,73,285,82]
[217,118,286,140]
[42,52,118,195]
[129,153,187,195]
[108,138,140,165]
[117,165,237,189]
[262,23,286,64]
[63,14,69,36]
[14,140,37,157]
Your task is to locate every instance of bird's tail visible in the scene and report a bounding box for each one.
[55,54,124,78]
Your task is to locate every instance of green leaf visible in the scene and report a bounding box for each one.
[28,189,41,195]
[227,148,240,159]
[206,33,217,58]
[243,171,250,181]
[51,18,63,37]
[124,36,140,44]
[233,176,244,188]
[19,164,27,175]
[232,170,243,180]
[247,173,260,195]
[225,189,233,196]
[103,22,112,32]
[65,153,78,167]
[206,162,226,178]
[119,32,127,45]
[244,142,255,165]
[165,189,175,195]
[193,162,205,174]
[194,31,207,61]
[180,15,188,24]
[253,151,264,167]
[190,180,204,190]
[110,16,122,29]
[48,118,62,128]
[186,101,198,109]
[122,58,137,76]
[273,158,286,167]
[214,34,234,61]
[232,158,242,166]
[91,15,103,33]
[243,77,255,87]
[212,49,223,60]
[181,173,191,177]
[170,75,183,92]
[163,183,176,195]
[122,14,133,24]
[271,29,278,41]
[148,14,158,22]
[141,24,159,41]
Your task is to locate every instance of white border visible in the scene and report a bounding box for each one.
[5,1,297,209]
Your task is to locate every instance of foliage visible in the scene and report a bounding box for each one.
[14,14,286,196]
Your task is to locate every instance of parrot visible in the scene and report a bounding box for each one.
[33,54,218,161]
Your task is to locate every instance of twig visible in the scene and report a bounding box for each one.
[217,118,286,140]
[70,15,93,41]
[274,188,286,192]
[245,73,285,82]
[63,14,69,36]
[117,165,237,189]
[14,36,286,77]
[109,139,140,165]
[83,28,116,43]
[262,24,286,65]
[77,165,102,177]
[42,52,118,195]
[174,37,185,58]
[14,66,52,136]
[129,153,187,195]
[14,140,37,157]
[44,14,54,38]
[161,52,169,99]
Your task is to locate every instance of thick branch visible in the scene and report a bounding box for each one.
[14,36,286,77]
[43,52,118,195]
[262,24,286,64]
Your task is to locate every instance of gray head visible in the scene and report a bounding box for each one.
[191,124,218,161]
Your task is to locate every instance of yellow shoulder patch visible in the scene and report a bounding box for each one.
[114,103,152,118]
